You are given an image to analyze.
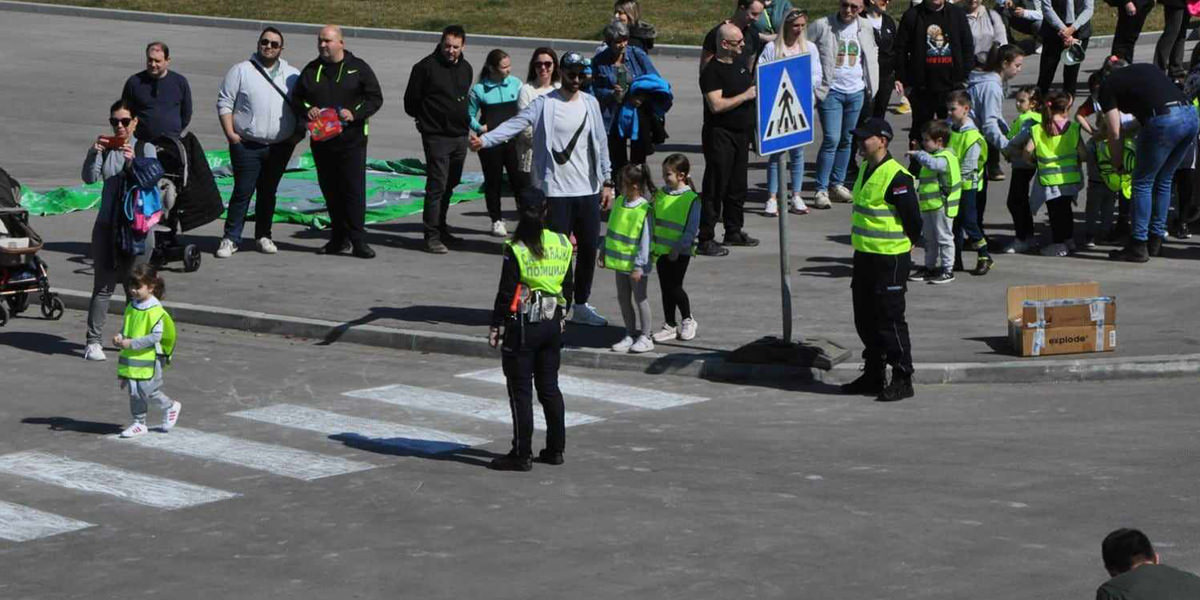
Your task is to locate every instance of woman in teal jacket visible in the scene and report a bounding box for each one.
[469,49,528,237]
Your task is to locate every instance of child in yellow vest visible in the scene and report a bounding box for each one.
[907,120,960,284]
[601,163,655,353]
[1003,85,1045,253]
[114,264,179,438]
[650,154,701,342]
[946,90,994,275]
[1009,90,1088,257]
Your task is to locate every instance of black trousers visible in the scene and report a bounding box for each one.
[1046,195,1075,243]
[421,134,468,241]
[1111,4,1152,62]
[478,141,526,223]
[311,141,368,244]
[655,254,692,326]
[1007,167,1038,240]
[609,130,651,173]
[548,194,601,305]
[1156,7,1191,77]
[873,70,897,119]
[908,87,951,148]
[1037,34,1089,97]
[851,251,914,376]
[501,316,566,458]
[700,125,749,242]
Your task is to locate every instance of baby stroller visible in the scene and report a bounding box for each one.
[0,166,64,327]
[149,133,224,272]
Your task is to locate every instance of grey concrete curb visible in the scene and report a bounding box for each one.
[57,289,1200,386]
[0,1,703,59]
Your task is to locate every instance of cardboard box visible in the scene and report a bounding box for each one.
[1007,282,1118,357]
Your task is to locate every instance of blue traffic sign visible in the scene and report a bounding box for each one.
[756,52,815,155]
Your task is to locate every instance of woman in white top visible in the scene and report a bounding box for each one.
[758,8,823,215]
[516,47,561,174]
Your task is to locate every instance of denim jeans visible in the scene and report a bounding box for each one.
[953,188,990,264]
[1132,104,1199,241]
[766,146,804,197]
[815,89,865,191]
[224,140,295,242]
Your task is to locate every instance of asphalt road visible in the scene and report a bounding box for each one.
[0,311,1197,599]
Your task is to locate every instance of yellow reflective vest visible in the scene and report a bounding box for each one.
[1096,136,1136,200]
[916,149,962,217]
[117,302,176,380]
[851,158,913,255]
[507,230,573,304]
[949,126,988,191]
[1008,111,1042,141]
[1032,121,1083,188]
[651,188,698,258]
[603,197,651,273]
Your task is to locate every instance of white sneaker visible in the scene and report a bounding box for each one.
[570,303,608,327]
[215,238,237,258]
[763,197,779,217]
[652,323,678,342]
[1040,242,1069,257]
[629,335,655,353]
[161,401,181,432]
[83,343,106,361]
[491,220,508,237]
[812,190,832,209]
[679,317,698,341]
[257,237,278,254]
[831,184,854,203]
[788,195,809,215]
[611,335,635,352]
[120,422,148,438]
[1002,238,1034,254]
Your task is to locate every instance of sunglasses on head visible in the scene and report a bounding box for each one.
[109,117,133,127]
[259,39,282,49]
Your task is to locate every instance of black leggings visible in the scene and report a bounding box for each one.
[655,254,692,326]
[1007,167,1037,241]
[478,141,526,223]
[1047,195,1075,243]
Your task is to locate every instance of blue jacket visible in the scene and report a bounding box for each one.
[467,75,523,134]
[592,45,659,131]
[615,74,673,141]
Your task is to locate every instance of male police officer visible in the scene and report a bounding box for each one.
[841,118,922,402]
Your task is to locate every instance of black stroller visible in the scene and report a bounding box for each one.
[149,133,224,272]
[0,166,64,327]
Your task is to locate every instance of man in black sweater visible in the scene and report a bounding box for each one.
[893,0,974,149]
[293,25,384,259]
[121,41,192,142]
[404,25,474,255]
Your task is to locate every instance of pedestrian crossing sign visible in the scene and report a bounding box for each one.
[756,52,814,155]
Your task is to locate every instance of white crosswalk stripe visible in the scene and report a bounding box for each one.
[0,501,94,542]
[113,428,376,481]
[342,384,604,430]
[455,368,709,410]
[229,404,490,450]
[0,451,237,510]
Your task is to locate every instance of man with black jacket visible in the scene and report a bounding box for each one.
[293,25,384,259]
[894,0,974,149]
[404,25,474,255]
[840,118,921,403]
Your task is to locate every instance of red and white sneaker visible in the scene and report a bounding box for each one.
[120,422,148,438]
[162,401,181,432]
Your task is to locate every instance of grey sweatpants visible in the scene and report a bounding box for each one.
[87,221,154,345]
[614,271,651,337]
[122,361,172,423]
[921,209,954,272]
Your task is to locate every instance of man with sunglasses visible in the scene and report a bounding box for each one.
[471,52,614,327]
[214,27,301,259]
[121,41,192,143]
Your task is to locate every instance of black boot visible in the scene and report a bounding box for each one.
[840,368,886,395]
[1147,235,1164,257]
[489,452,532,471]
[535,449,564,465]
[1109,240,1149,263]
[876,373,914,402]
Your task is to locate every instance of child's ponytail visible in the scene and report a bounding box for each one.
[129,263,166,301]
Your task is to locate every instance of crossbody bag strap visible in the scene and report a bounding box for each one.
[250,59,298,112]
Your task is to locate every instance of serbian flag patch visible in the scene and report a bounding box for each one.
[891,184,909,195]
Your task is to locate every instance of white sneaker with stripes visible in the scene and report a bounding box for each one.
[162,401,181,432]
[120,422,148,438]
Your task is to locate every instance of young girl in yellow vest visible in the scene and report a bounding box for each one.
[601,163,655,353]
[1003,85,1045,253]
[115,264,179,438]
[907,120,961,284]
[946,90,994,275]
[1010,90,1088,257]
[650,154,701,342]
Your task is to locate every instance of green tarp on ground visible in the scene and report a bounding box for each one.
[19,150,484,229]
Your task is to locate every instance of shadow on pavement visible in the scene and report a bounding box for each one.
[320,305,493,345]
[0,332,84,357]
[330,433,502,468]
[964,335,1011,354]
[22,417,123,435]
[798,255,854,278]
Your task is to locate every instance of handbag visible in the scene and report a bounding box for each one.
[250,59,307,145]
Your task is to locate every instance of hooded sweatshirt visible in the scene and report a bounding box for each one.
[292,50,384,148]
[404,47,474,137]
[966,70,1008,150]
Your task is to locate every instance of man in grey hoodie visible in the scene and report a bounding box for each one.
[214,27,301,259]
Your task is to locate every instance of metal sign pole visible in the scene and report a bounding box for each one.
[777,153,793,344]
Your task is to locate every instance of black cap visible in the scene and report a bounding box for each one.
[850,117,893,141]
[560,51,587,70]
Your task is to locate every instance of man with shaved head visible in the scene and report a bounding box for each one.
[292,25,384,258]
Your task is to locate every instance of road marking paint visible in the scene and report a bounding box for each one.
[456,368,709,410]
[229,404,489,453]
[342,384,604,429]
[0,451,237,510]
[0,501,93,542]
[114,428,376,481]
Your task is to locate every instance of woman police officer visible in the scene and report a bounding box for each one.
[488,188,575,471]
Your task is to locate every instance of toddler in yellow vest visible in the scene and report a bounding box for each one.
[601,163,655,353]
[907,120,960,285]
[114,265,179,438]
[650,154,701,342]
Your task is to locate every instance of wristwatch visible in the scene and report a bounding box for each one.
[602,179,615,189]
